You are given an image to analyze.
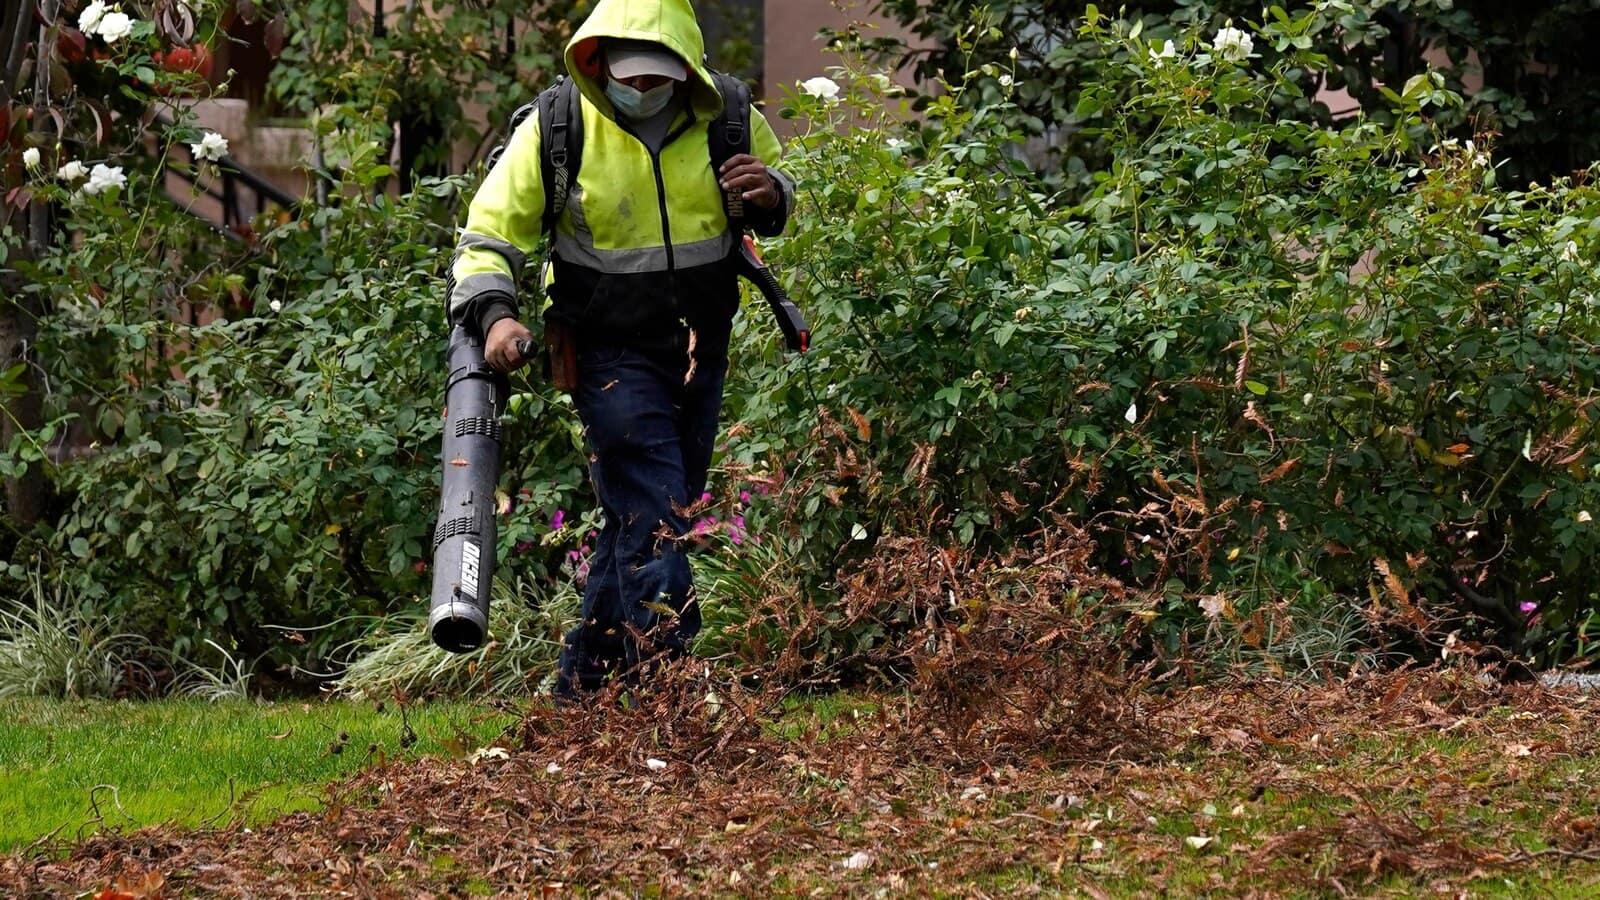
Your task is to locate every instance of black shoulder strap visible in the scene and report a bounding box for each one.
[706,70,753,227]
[536,76,583,237]
[484,97,535,172]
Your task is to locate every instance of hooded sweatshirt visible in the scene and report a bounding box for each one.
[449,0,793,360]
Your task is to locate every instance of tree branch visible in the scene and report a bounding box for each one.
[1,0,33,111]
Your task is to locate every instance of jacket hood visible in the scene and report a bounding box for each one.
[566,0,720,119]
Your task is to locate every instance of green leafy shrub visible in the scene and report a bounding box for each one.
[730,12,1600,668]
[7,132,590,669]
[872,0,1600,190]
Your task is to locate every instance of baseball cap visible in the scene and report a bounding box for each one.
[605,39,688,82]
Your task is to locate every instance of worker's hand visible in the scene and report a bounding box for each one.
[486,317,535,372]
[719,154,781,210]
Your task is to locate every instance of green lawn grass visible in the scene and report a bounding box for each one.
[0,697,517,851]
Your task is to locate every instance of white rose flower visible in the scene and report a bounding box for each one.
[191,132,229,162]
[57,160,89,182]
[1150,39,1177,66]
[96,10,134,43]
[998,73,1014,88]
[22,148,41,169]
[799,76,841,102]
[80,163,127,196]
[269,299,282,313]
[1212,26,1254,63]
[78,0,108,33]
[1560,240,1581,263]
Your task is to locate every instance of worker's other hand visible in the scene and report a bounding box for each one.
[719,154,781,210]
[486,318,535,372]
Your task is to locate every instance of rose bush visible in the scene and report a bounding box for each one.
[726,9,1600,670]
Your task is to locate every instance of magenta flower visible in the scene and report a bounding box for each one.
[739,491,751,504]
[550,509,566,530]
[1520,601,1538,616]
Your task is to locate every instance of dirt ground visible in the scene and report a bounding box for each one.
[5,663,1600,898]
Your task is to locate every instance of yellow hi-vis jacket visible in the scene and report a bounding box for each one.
[448,0,792,353]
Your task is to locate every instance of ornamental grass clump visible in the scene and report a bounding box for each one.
[0,574,156,699]
[336,574,577,699]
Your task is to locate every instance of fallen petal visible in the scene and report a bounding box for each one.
[839,851,873,870]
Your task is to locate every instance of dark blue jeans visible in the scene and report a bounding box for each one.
[556,341,726,693]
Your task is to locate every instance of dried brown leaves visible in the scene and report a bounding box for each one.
[5,534,1599,896]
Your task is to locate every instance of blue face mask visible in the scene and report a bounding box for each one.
[606,79,675,120]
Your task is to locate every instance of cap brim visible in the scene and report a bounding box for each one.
[607,47,688,82]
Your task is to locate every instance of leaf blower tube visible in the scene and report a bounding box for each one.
[736,234,809,353]
[428,324,530,653]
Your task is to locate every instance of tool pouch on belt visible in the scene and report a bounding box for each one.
[547,320,578,393]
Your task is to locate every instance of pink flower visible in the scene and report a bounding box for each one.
[739,491,751,504]
[1520,601,1538,616]
[700,491,713,504]
[550,509,566,530]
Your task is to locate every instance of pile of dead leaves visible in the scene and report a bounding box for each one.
[7,652,1600,896]
[6,534,1599,895]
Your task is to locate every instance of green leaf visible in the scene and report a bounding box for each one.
[1244,381,1269,396]
[995,322,1017,348]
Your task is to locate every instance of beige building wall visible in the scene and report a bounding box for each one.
[762,0,921,135]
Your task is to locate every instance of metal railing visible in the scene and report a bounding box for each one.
[159,142,299,241]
